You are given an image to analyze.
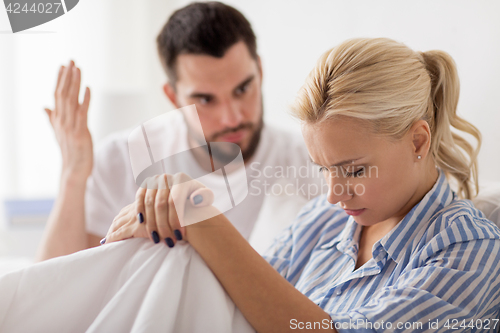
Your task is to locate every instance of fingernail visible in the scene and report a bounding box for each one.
[193,194,203,205]
[151,231,160,244]
[100,238,106,245]
[165,237,175,248]
[174,229,183,241]
[137,212,144,223]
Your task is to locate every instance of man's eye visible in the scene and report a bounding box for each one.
[235,83,250,96]
[199,96,212,105]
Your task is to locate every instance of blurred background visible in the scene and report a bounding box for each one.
[0,0,499,260]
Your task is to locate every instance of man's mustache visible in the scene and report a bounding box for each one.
[210,123,254,141]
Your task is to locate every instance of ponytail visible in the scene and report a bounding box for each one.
[291,38,481,199]
[420,51,481,199]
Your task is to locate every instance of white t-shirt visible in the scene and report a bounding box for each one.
[85,111,326,239]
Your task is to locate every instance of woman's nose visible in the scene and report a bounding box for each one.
[326,174,353,205]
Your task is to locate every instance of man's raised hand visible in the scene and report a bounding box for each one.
[45,60,93,181]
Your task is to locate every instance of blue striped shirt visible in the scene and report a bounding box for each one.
[263,169,500,332]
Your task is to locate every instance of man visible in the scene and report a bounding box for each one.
[36,2,324,261]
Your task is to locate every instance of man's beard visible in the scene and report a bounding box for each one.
[209,115,263,163]
[186,103,264,165]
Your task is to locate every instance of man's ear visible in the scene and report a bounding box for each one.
[163,83,178,107]
[257,56,263,81]
[411,119,432,159]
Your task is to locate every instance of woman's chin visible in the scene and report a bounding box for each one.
[350,212,380,227]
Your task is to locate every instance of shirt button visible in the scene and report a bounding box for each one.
[336,289,342,296]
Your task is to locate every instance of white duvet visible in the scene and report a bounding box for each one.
[0,238,255,333]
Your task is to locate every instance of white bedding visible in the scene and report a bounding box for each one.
[0,238,255,333]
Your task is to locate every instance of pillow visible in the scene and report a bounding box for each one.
[472,183,500,228]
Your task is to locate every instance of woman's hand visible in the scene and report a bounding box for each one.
[45,60,93,181]
[104,173,216,246]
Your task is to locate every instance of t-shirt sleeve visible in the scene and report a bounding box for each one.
[85,134,137,237]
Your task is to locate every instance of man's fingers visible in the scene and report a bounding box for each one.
[60,61,74,123]
[55,65,64,89]
[44,108,54,126]
[56,62,73,124]
[67,66,81,127]
[76,87,91,131]
[54,66,65,116]
[59,61,74,98]
[81,87,91,112]
[73,67,82,104]
[55,66,67,121]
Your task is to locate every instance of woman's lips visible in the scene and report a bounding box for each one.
[343,208,366,216]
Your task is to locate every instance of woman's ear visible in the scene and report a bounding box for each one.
[411,120,432,159]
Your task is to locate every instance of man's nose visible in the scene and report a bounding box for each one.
[326,174,353,205]
[219,100,243,128]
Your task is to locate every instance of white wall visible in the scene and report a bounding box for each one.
[0,0,179,256]
[219,0,500,185]
[0,0,177,199]
[0,0,499,257]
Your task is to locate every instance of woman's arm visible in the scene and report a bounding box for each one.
[105,173,336,332]
[187,214,335,333]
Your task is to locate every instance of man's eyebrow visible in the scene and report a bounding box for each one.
[187,75,254,100]
[233,75,254,93]
[309,157,364,167]
[188,92,214,100]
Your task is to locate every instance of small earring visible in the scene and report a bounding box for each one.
[417,155,422,160]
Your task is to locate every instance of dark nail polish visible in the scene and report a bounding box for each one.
[165,237,174,248]
[100,237,106,245]
[174,229,183,241]
[151,231,160,244]
[193,194,203,205]
[137,212,144,223]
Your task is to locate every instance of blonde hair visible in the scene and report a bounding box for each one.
[291,38,481,199]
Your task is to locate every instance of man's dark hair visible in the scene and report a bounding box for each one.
[156,2,258,86]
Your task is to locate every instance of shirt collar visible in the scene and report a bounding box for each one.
[379,168,455,264]
[320,216,360,252]
[318,169,455,262]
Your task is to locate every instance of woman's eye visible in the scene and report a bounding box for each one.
[345,167,365,178]
[319,167,328,173]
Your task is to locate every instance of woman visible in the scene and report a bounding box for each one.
[105,38,500,332]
